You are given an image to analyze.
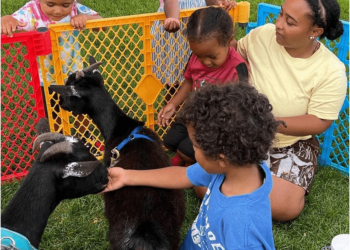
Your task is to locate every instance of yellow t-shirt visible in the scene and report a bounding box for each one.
[237,23,347,148]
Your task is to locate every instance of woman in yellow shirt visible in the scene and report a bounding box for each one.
[235,0,347,221]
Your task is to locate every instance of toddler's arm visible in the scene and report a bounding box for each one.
[1,15,27,37]
[103,166,193,192]
[157,79,193,127]
[163,0,180,32]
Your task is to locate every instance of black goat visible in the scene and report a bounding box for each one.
[50,57,186,250]
[1,118,108,249]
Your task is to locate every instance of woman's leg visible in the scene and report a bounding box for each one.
[268,136,319,221]
[270,176,305,221]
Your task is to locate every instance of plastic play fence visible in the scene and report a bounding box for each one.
[246,3,349,175]
[40,6,248,159]
[1,29,51,181]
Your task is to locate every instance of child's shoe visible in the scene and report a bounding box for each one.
[171,154,184,166]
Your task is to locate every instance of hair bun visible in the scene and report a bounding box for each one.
[325,20,344,40]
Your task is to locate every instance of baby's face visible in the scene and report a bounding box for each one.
[189,38,229,69]
[39,0,74,21]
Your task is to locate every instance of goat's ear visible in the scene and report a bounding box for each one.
[89,56,97,65]
[36,118,50,135]
[49,85,82,98]
[62,161,103,178]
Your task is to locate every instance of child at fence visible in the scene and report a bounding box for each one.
[151,0,236,102]
[157,7,248,189]
[234,0,347,221]
[104,82,282,249]
[1,0,102,137]
[1,0,102,85]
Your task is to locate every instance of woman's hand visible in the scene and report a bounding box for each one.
[1,15,27,37]
[102,167,127,193]
[157,103,176,127]
[71,14,89,31]
[164,17,180,33]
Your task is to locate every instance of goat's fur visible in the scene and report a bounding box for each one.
[1,118,108,249]
[50,57,186,250]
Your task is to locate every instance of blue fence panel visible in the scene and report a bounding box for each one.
[246,3,349,175]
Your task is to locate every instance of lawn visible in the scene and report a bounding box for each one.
[1,0,349,249]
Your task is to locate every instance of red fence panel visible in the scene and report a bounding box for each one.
[1,29,51,182]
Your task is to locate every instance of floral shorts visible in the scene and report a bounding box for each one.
[266,136,319,195]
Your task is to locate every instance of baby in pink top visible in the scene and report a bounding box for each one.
[1,0,101,37]
[157,7,248,199]
[184,47,246,90]
[158,7,248,127]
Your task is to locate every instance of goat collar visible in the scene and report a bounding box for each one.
[1,227,37,250]
[110,126,153,167]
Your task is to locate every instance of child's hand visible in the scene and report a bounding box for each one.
[157,103,176,127]
[164,18,180,33]
[71,14,88,31]
[217,0,237,11]
[102,167,126,193]
[1,15,27,37]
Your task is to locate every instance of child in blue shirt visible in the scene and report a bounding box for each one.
[103,82,283,249]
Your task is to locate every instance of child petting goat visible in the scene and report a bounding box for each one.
[1,118,108,250]
[50,56,186,250]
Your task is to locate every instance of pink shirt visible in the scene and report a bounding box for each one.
[11,0,98,31]
[184,47,248,90]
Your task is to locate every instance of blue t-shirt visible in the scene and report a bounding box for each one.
[180,162,275,250]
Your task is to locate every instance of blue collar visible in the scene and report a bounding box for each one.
[1,227,37,250]
[110,126,153,166]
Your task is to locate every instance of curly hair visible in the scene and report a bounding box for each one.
[177,82,284,166]
[186,6,233,47]
[304,0,343,40]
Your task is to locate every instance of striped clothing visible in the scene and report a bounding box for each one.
[151,0,206,84]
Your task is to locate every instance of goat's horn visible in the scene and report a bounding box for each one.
[75,70,85,80]
[33,132,66,151]
[40,141,74,162]
[83,62,103,73]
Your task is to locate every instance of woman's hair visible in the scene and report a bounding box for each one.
[177,82,284,166]
[186,7,233,46]
[304,0,343,40]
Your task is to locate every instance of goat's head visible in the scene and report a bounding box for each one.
[32,118,108,197]
[49,56,104,116]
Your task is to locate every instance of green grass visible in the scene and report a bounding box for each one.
[1,166,348,249]
[1,0,349,249]
[1,0,348,21]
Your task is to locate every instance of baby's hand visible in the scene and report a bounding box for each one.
[157,103,176,127]
[217,0,237,11]
[164,18,180,33]
[1,15,27,37]
[71,14,88,31]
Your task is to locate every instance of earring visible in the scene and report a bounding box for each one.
[310,36,315,39]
